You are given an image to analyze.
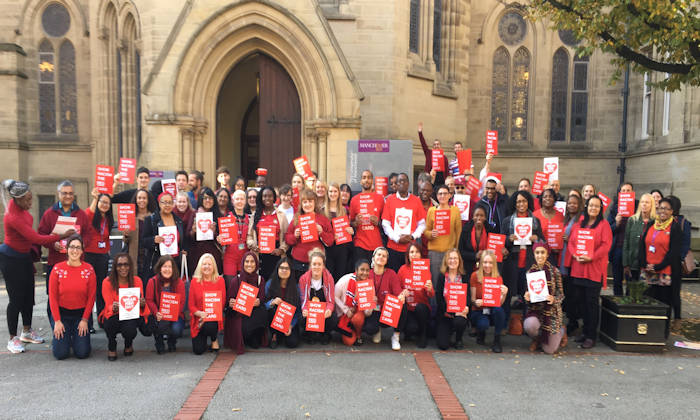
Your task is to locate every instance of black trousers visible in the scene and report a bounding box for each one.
[571,277,602,340]
[84,252,110,325]
[402,303,431,338]
[387,248,404,273]
[192,321,219,355]
[362,306,407,335]
[354,246,374,267]
[0,253,35,337]
[302,312,338,340]
[670,274,682,320]
[103,315,144,352]
[436,315,468,350]
[326,243,353,281]
[242,306,268,348]
[562,274,582,328]
[259,254,280,285]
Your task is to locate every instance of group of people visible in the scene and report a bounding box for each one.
[0,125,692,359]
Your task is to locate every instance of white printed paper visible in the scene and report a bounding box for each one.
[554,201,566,216]
[196,212,214,241]
[118,287,141,320]
[158,225,178,255]
[526,270,550,303]
[453,194,471,221]
[513,217,533,246]
[51,216,77,235]
[393,207,413,236]
[543,157,559,181]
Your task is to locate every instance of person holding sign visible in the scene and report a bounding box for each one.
[146,255,186,354]
[468,251,508,353]
[264,258,301,349]
[142,192,185,284]
[363,247,406,350]
[225,252,267,351]
[100,253,150,361]
[607,183,636,296]
[285,190,334,279]
[396,244,434,348]
[84,189,114,329]
[189,253,226,355]
[349,170,385,265]
[622,193,656,284]
[459,204,495,279]
[417,122,449,186]
[567,195,612,349]
[533,189,565,264]
[323,182,355,280]
[187,188,222,282]
[249,187,290,281]
[299,251,336,345]
[523,242,566,354]
[220,190,250,279]
[112,167,158,205]
[559,194,583,335]
[47,235,94,359]
[425,185,463,288]
[173,191,195,256]
[126,189,157,282]
[435,250,469,350]
[334,260,374,346]
[381,173,426,272]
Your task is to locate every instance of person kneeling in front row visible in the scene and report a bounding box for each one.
[469,250,508,353]
[146,255,186,354]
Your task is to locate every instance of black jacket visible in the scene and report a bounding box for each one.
[458,221,494,280]
[638,220,682,280]
[141,211,185,268]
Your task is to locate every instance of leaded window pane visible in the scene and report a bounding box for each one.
[433,0,442,72]
[409,0,420,53]
[511,47,530,142]
[59,40,77,134]
[38,40,55,133]
[491,47,510,140]
[498,12,527,46]
[42,3,70,38]
[571,55,589,141]
[550,48,569,142]
[558,29,580,47]
[136,51,142,156]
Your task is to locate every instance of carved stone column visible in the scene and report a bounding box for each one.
[317,130,329,181]
[180,127,194,171]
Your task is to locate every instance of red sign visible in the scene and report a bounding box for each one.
[532,171,549,195]
[117,204,136,231]
[118,158,137,184]
[258,226,276,254]
[486,130,498,155]
[434,209,451,236]
[292,187,300,210]
[306,301,325,333]
[299,213,318,243]
[456,149,472,175]
[411,258,431,288]
[487,233,506,262]
[379,294,403,328]
[332,216,352,245]
[576,229,595,258]
[465,176,482,200]
[233,282,259,317]
[446,282,468,313]
[271,301,296,334]
[293,156,313,180]
[486,172,502,183]
[160,291,180,322]
[203,291,222,322]
[218,216,235,246]
[431,149,445,172]
[375,177,388,196]
[598,193,611,214]
[482,277,502,307]
[161,179,177,196]
[546,223,564,250]
[356,280,375,311]
[618,192,635,217]
[95,165,114,195]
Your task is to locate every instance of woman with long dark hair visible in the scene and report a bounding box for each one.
[224,252,267,353]
[84,189,114,329]
[459,204,494,280]
[126,189,157,282]
[339,183,353,212]
[186,188,221,278]
[265,258,301,348]
[560,193,583,335]
[146,255,186,354]
[396,243,434,348]
[248,186,288,281]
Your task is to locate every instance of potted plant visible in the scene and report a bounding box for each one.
[599,281,670,352]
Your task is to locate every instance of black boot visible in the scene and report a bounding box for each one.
[167,336,177,352]
[476,331,486,346]
[417,331,427,349]
[155,335,166,354]
[491,334,502,353]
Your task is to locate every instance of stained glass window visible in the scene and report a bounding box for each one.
[39,40,56,133]
[491,47,510,141]
[117,49,123,157]
[42,3,70,37]
[498,12,527,46]
[558,30,580,47]
[433,0,442,72]
[571,54,589,141]
[510,47,530,142]
[409,0,420,53]
[59,40,77,134]
[550,48,569,142]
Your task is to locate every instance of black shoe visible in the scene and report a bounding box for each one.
[89,328,96,335]
[167,341,176,352]
[476,331,486,346]
[454,340,464,350]
[417,334,428,349]
[468,328,477,338]
[320,334,331,345]
[269,335,279,349]
[108,352,117,361]
[491,335,502,353]
[566,323,579,336]
[124,347,134,357]
[574,334,586,343]
[155,336,165,354]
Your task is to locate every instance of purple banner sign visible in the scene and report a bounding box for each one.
[358,140,390,153]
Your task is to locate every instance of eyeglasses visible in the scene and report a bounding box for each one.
[59,192,74,196]
[202,196,214,201]
[278,266,291,271]
[67,245,82,250]
[455,185,465,189]
[160,201,174,206]
[658,206,672,211]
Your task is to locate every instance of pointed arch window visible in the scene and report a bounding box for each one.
[549,48,569,142]
[490,47,510,140]
[548,48,589,143]
[510,47,530,142]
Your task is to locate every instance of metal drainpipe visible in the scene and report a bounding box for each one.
[618,63,630,186]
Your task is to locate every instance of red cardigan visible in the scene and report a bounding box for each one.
[188,276,227,337]
[369,268,403,307]
[38,204,89,266]
[285,212,334,263]
[397,265,435,310]
[146,275,186,319]
[48,261,96,322]
[100,276,150,320]
[3,199,60,254]
[567,220,613,286]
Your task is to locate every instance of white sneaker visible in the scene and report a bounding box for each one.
[7,337,25,354]
[372,330,382,344]
[20,329,44,344]
[391,332,401,351]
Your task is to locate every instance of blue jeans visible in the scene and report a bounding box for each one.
[50,313,91,360]
[470,307,506,335]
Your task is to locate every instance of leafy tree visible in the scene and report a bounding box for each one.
[529,0,700,91]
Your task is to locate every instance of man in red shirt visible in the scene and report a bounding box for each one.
[382,173,426,272]
[349,170,385,265]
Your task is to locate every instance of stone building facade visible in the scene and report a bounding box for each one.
[0,0,698,232]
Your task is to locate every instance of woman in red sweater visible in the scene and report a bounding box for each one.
[189,253,227,354]
[146,255,186,354]
[397,243,434,348]
[100,253,150,360]
[1,179,70,354]
[84,189,114,330]
[533,188,565,264]
[567,195,613,349]
[48,235,96,359]
[285,189,334,280]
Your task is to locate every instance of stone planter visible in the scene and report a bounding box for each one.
[599,295,669,352]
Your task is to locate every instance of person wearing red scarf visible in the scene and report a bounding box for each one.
[459,204,495,280]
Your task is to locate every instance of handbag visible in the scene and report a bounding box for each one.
[682,250,696,276]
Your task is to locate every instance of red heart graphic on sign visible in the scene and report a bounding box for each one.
[544,163,558,173]
[162,233,175,247]
[197,219,211,233]
[516,224,531,238]
[120,295,139,311]
[530,278,545,294]
[396,215,410,229]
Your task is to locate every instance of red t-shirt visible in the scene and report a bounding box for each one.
[382,193,426,252]
[349,192,385,251]
[533,209,564,243]
[48,261,97,321]
[84,208,110,254]
[645,225,672,275]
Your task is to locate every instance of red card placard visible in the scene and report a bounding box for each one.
[546,223,564,250]
[258,226,276,254]
[160,291,180,322]
[618,192,635,217]
[446,282,468,313]
[117,204,136,231]
[431,149,445,172]
[411,258,431,288]
[118,158,137,184]
[576,229,595,258]
[233,282,259,317]
[218,216,235,246]
[482,277,502,307]
[293,156,313,180]
[379,294,403,328]
[486,172,502,183]
[95,165,114,195]
[465,176,482,200]
[203,291,222,322]
[486,130,498,155]
[487,233,506,262]
[271,301,296,333]
[292,187,300,210]
[305,301,325,333]
[162,179,177,196]
[356,280,375,311]
[434,209,451,236]
[332,216,352,245]
[375,177,388,196]
[598,193,611,214]
[456,149,472,175]
[299,213,318,243]
[532,171,549,195]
